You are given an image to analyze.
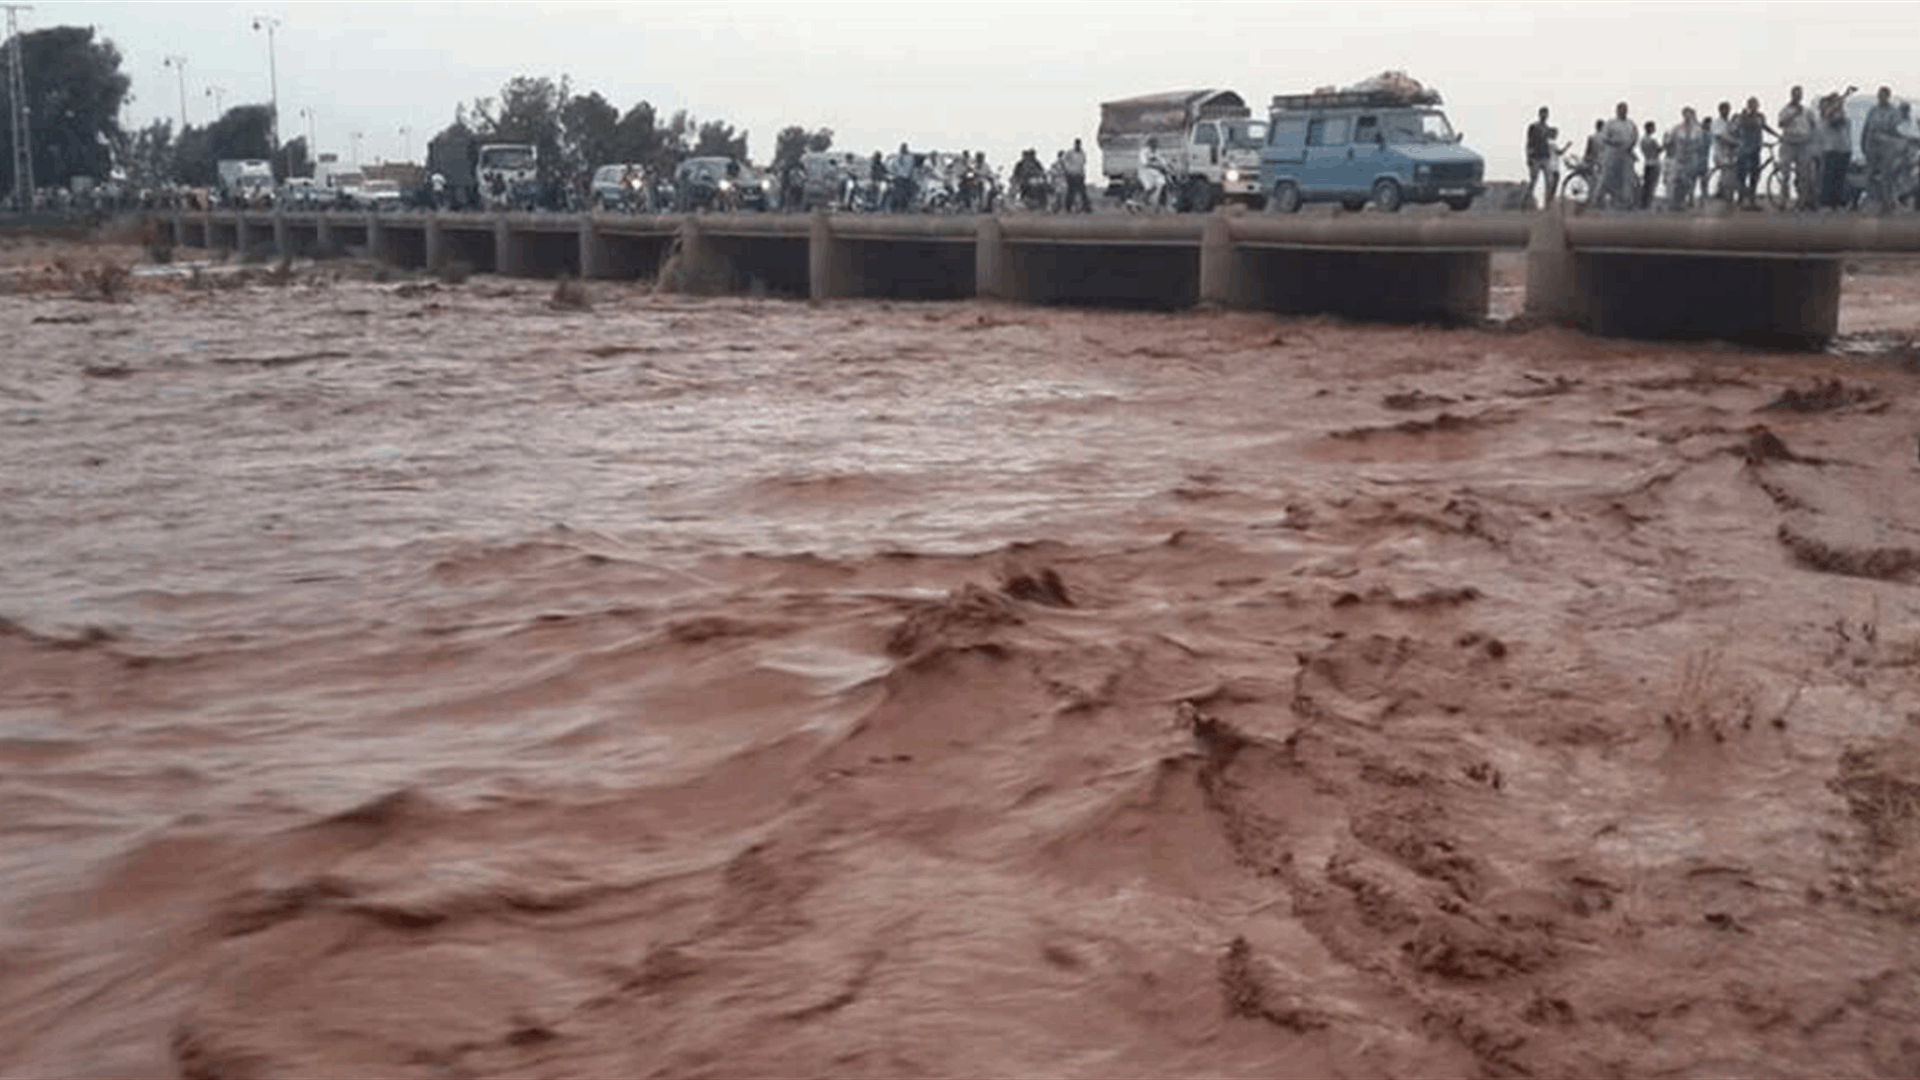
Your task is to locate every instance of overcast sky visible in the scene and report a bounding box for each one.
[43,1,1920,181]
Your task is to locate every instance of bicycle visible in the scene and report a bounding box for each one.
[1557,153,1597,205]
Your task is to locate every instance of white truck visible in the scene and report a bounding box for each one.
[215,159,275,207]
[476,143,539,210]
[1097,89,1269,211]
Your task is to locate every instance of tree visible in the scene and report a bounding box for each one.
[115,118,174,188]
[772,125,834,174]
[275,135,311,181]
[469,75,568,182]
[692,118,748,163]
[169,104,274,187]
[559,90,618,170]
[0,25,131,190]
[609,100,660,168]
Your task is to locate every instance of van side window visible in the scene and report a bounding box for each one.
[1194,124,1220,146]
[1270,118,1308,146]
[1306,117,1351,146]
[1354,116,1379,143]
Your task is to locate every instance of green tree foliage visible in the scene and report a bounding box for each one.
[692,118,749,162]
[168,104,274,187]
[772,125,834,174]
[115,118,174,188]
[559,90,618,171]
[438,77,759,182]
[275,135,311,181]
[0,25,131,190]
[465,75,567,181]
[609,101,661,169]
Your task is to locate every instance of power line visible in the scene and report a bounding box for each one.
[3,3,32,209]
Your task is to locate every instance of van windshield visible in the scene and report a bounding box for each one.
[1384,111,1455,143]
[480,147,535,171]
[1223,120,1268,148]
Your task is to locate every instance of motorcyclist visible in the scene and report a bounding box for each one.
[1011,149,1047,210]
[1138,138,1171,210]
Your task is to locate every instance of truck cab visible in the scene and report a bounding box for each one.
[1098,89,1268,211]
[1178,115,1268,209]
[1261,90,1484,212]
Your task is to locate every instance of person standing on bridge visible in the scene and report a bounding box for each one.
[1664,107,1709,211]
[1711,101,1740,204]
[1062,139,1092,214]
[1863,87,1904,212]
[1597,103,1639,210]
[1817,88,1856,210]
[889,143,918,213]
[1778,86,1818,210]
[1639,121,1664,209]
[1525,106,1566,209]
[1732,97,1778,209]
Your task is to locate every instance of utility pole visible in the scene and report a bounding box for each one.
[3,3,32,210]
[251,14,280,162]
[162,54,187,128]
[205,85,226,115]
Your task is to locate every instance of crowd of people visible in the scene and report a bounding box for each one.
[1524,85,1918,213]
[766,138,1095,216]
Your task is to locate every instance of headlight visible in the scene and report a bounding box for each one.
[761,178,772,190]
[1225,168,1241,182]
[1415,164,1432,178]
[719,180,733,191]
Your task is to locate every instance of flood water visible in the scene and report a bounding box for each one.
[5,255,1920,1078]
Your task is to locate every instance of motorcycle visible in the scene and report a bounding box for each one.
[917,171,956,214]
[1016,172,1053,212]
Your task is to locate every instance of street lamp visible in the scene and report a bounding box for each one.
[204,84,226,115]
[298,105,315,150]
[397,125,411,162]
[350,130,363,166]
[251,14,280,159]
[162,54,187,127]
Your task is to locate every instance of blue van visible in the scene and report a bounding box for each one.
[1260,90,1485,212]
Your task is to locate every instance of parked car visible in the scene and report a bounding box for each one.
[1261,87,1485,212]
[357,178,406,212]
[281,177,335,209]
[591,163,652,211]
[674,156,773,212]
[796,151,865,211]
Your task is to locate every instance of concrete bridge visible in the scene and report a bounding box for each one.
[170,208,1920,347]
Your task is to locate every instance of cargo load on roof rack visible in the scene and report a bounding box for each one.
[1273,70,1443,112]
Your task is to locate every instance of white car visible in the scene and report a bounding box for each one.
[358,178,406,212]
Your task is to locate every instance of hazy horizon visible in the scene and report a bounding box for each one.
[28,1,1920,183]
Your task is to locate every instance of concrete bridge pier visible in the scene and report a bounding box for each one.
[975,215,1011,300]
[809,211,845,300]
[425,216,445,272]
[314,215,336,258]
[272,213,289,261]
[366,214,390,265]
[671,217,733,294]
[579,218,607,280]
[1199,212,1255,308]
[494,217,518,278]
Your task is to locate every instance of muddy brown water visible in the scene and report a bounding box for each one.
[6,253,1920,1078]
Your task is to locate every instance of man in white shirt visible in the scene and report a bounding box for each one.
[1778,86,1817,210]
[1061,138,1091,213]
[1598,103,1639,209]
[1663,107,1708,211]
